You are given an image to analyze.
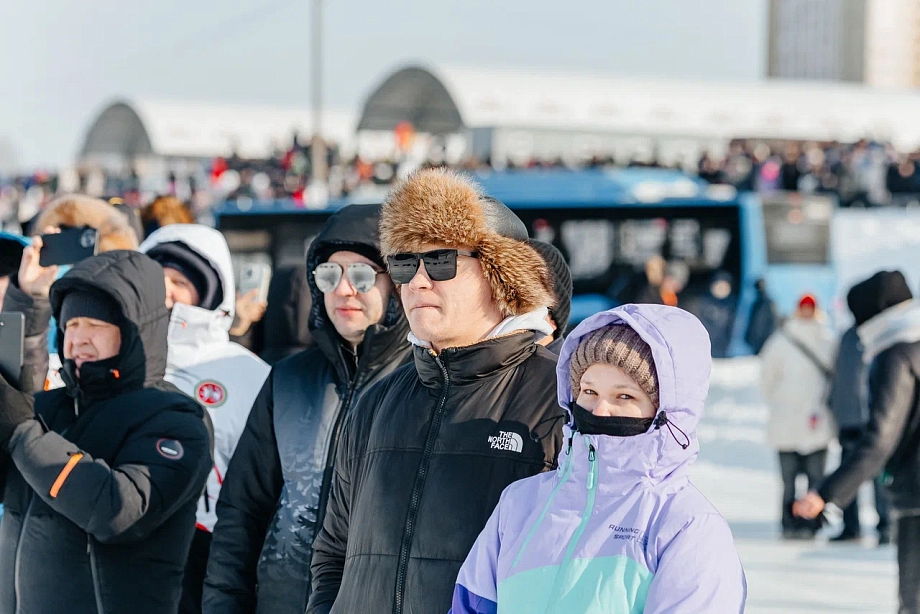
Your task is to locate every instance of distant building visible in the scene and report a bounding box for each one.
[767,0,920,88]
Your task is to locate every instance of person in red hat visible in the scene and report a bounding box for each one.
[760,292,837,539]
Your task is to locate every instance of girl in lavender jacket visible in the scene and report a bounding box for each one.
[450,304,747,613]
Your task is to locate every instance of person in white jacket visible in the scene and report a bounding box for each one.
[139,224,271,613]
[760,293,837,539]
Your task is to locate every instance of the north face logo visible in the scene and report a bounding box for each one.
[488,431,523,453]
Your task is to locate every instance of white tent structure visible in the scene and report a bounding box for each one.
[358,64,920,165]
[80,99,357,168]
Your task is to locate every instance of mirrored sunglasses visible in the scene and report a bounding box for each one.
[386,249,479,284]
[313,262,383,294]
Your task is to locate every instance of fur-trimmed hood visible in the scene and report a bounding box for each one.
[379,168,554,317]
[35,194,139,252]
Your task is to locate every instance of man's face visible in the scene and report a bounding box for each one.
[164,267,200,309]
[399,244,503,352]
[63,317,122,372]
[322,251,391,347]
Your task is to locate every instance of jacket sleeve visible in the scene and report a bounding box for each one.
[3,280,52,394]
[449,489,507,614]
[307,388,371,614]
[202,374,283,614]
[7,409,211,543]
[643,514,747,613]
[819,345,916,508]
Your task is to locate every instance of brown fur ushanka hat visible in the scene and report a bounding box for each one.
[380,168,555,317]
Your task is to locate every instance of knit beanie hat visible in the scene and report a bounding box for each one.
[59,289,122,330]
[527,240,572,339]
[847,270,913,326]
[569,324,659,407]
[146,241,224,311]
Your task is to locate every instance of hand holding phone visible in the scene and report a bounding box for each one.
[38,226,99,267]
[239,263,272,302]
[18,230,59,299]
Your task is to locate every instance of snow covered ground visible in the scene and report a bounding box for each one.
[695,358,897,613]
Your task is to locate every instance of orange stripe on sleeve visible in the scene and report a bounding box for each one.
[49,453,84,498]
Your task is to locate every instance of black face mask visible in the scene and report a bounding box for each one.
[571,402,654,437]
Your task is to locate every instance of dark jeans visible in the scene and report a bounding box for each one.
[839,428,891,536]
[179,528,212,614]
[779,449,827,532]
[898,515,920,613]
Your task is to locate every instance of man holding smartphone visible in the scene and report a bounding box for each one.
[203,204,413,614]
[138,224,271,614]
[0,250,212,614]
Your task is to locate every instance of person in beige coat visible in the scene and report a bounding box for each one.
[760,294,837,539]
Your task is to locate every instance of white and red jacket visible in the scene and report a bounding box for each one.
[140,224,270,532]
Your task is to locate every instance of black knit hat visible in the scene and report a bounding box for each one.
[527,240,572,338]
[847,270,913,326]
[59,289,122,330]
[146,241,223,311]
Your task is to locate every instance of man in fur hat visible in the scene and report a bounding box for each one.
[308,169,564,614]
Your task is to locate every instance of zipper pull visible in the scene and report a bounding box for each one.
[587,445,597,490]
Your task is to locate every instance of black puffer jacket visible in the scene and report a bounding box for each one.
[0,251,212,614]
[308,334,564,614]
[203,204,412,614]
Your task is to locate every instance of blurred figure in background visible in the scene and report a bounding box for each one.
[695,271,736,358]
[634,255,666,304]
[745,278,781,355]
[636,259,688,307]
[795,271,920,612]
[527,239,573,353]
[258,264,313,365]
[825,283,891,544]
[140,195,195,238]
[760,294,837,539]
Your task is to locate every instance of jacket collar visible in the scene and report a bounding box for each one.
[414,331,537,388]
[859,299,920,363]
[313,315,411,388]
[167,302,231,349]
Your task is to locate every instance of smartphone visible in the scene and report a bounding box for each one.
[39,227,100,267]
[0,313,24,389]
[239,263,272,302]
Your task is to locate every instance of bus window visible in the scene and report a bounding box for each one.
[762,193,833,265]
[560,219,616,279]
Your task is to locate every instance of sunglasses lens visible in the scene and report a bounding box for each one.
[313,263,343,293]
[347,264,378,293]
[423,249,459,282]
[387,253,420,284]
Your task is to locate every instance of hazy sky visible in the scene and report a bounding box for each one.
[0,0,767,169]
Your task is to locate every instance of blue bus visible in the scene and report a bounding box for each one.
[214,168,836,357]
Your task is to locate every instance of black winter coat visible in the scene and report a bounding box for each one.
[307,333,564,614]
[819,338,920,513]
[203,204,412,614]
[0,251,212,614]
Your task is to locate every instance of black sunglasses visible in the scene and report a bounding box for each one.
[386,249,479,284]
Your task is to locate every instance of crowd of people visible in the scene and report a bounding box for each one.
[0,170,750,613]
[5,134,920,235]
[4,164,920,612]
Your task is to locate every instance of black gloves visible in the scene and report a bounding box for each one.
[0,371,35,448]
